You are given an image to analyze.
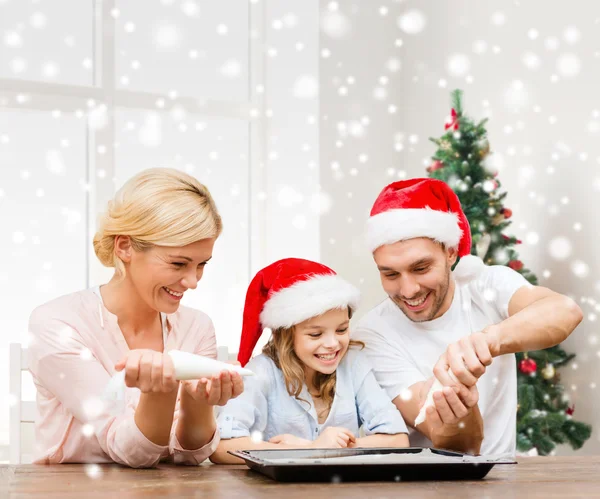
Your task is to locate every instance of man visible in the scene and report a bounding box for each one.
[354,178,582,455]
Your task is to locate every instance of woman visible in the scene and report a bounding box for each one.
[28,168,242,468]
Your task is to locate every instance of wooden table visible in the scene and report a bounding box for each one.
[2,457,599,498]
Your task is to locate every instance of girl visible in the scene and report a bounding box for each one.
[28,168,243,468]
[211,258,409,464]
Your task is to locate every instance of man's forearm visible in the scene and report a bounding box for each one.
[486,294,582,357]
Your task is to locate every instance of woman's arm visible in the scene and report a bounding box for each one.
[28,319,176,468]
[176,371,244,449]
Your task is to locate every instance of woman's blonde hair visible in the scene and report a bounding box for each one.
[262,308,364,412]
[93,168,222,278]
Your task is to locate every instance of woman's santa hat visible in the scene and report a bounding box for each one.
[237,258,360,367]
[366,178,484,281]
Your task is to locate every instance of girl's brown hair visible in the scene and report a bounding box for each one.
[262,308,364,412]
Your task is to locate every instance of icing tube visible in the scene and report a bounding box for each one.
[167,350,254,379]
[414,370,458,427]
[103,350,254,404]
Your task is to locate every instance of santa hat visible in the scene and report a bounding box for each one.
[237,258,360,367]
[366,178,484,282]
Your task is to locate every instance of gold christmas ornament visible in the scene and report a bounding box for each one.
[478,139,490,157]
[542,364,555,380]
[492,213,505,225]
[440,140,451,151]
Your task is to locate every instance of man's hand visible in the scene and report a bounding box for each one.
[433,332,494,388]
[420,378,479,428]
[418,378,484,454]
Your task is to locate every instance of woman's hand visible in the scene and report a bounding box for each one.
[182,370,244,406]
[115,349,178,393]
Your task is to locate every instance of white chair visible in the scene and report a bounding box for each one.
[217,345,229,362]
[9,342,37,464]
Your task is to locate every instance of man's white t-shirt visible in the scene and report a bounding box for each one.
[353,265,530,455]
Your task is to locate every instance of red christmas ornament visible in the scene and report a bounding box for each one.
[519,358,537,375]
[502,234,510,241]
[509,260,524,271]
[445,108,459,131]
[426,160,445,173]
[502,208,513,219]
[516,239,522,244]
[566,405,575,416]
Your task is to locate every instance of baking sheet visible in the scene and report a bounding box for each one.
[230,447,516,482]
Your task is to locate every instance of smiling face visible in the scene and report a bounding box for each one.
[292,308,351,379]
[373,237,457,322]
[116,236,216,314]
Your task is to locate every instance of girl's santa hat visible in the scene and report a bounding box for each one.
[237,258,360,367]
[366,178,484,282]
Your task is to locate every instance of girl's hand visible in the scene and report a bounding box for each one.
[269,434,312,446]
[311,426,356,448]
[182,370,244,406]
[115,349,178,393]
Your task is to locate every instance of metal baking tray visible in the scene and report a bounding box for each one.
[229,447,516,482]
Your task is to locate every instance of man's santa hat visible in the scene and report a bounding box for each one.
[237,258,360,367]
[366,178,484,281]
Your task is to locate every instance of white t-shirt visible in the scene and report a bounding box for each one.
[353,265,530,455]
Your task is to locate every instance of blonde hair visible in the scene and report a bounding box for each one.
[262,308,363,412]
[93,168,222,278]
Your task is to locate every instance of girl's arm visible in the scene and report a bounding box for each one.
[354,433,409,448]
[210,437,314,464]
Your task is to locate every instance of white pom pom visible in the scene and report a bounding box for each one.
[453,254,485,283]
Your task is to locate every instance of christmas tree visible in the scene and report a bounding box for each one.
[426,89,592,456]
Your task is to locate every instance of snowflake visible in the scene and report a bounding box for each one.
[491,11,506,26]
[571,260,589,279]
[4,31,22,47]
[181,1,200,17]
[293,75,318,99]
[310,192,333,215]
[84,464,102,479]
[472,40,488,55]
[321,11,351,39]
[544,36,559,51]
[373,87,387,100]
[399,389,412,402]
[397,9,426,34]
[82,424,95,437]
[83,398,105,419]
[522,52,541,70]
[548,237,572,260]
[525,232,539,245]
[556,53,581,78]
[563,26,581,45]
